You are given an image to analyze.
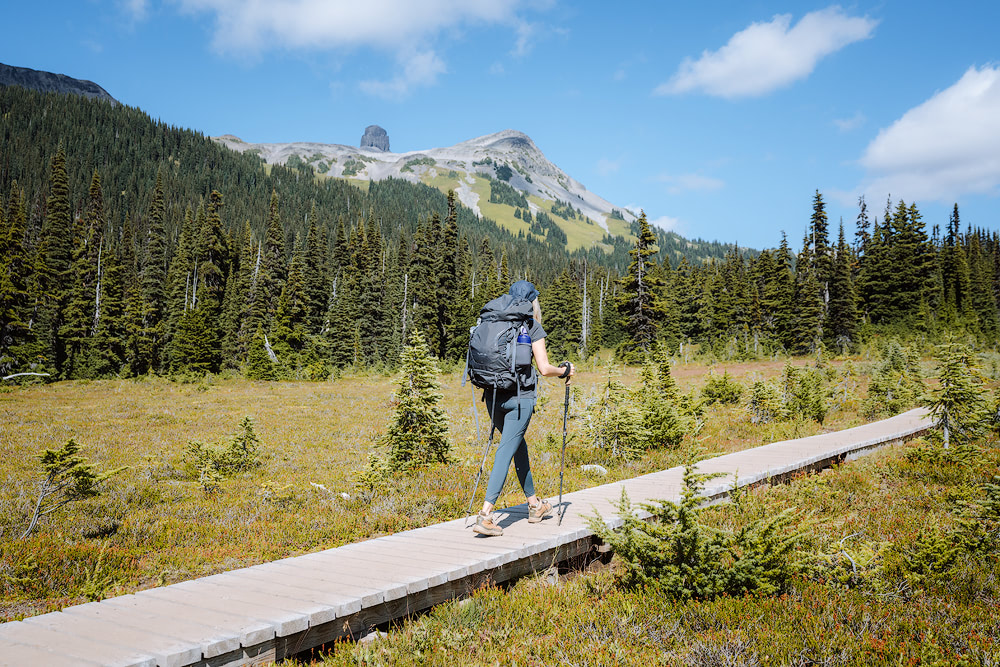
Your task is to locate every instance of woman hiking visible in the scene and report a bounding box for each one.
[473,280,574,537]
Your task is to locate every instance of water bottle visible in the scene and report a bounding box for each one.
[515,326,532,367]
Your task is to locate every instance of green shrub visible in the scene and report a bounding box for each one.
[634,359,694,450]
[184,416,263,492]
[781,363,828,423]
[747,380,784,424]
[588,465,804,600]
[862,340,923,418]
[702,371,744,405]
[20,439,121,539]
[587,363,648,459]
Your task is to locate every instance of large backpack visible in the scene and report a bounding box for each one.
[464,294,535,391]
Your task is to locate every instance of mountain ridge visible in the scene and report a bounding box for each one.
[0,62,118,104]
[213,128,639,252]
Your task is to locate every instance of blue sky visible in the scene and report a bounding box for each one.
[4,1,1000,250]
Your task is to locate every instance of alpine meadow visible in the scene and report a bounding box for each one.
[3,72,1000,664]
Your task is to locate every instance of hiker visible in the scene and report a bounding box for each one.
[473,280,574,536]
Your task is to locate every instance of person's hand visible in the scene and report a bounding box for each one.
[558,361,574,382]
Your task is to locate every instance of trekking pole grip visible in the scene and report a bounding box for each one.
[558,361,571,380]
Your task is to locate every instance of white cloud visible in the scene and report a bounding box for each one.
[858,65,1000,202]
[176,0,521,52]
[359,50,447,100]
[834,112,866,132]
[655,172,725,195]
[655,6,877,99]
[172,0,526,97]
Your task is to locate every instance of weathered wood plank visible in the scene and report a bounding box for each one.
[7,616,157,667]
[0,626,105,667]
[136,585,308,637]
[25,609,203,667]
[61,598,241,659]
[102,593,274,649]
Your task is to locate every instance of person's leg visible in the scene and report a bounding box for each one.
[482,392,530,508]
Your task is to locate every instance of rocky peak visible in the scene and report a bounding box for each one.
[0,63,118,104]
[360,125,389,151]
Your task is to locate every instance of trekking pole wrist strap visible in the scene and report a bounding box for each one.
[558,362,571,378]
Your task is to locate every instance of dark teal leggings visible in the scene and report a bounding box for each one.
[483,389,536,505]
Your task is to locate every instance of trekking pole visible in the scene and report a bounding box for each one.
[557,362,571,525]
[465,388,499,526]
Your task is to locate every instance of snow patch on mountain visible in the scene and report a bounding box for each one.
[213,129,634,233]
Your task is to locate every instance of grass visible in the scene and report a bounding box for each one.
[0,353,970,635]
[299,439,1000,666]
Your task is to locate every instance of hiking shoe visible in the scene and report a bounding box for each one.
[473,512,503,536]
[527,500,552,523]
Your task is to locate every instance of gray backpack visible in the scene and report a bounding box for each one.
[464,294,534,391]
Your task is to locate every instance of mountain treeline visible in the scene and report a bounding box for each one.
[604,193,1000,364]
[2,86,996,380]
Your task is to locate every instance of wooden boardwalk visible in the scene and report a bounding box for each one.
[0,408,931,667]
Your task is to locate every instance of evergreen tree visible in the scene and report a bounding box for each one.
[617,212,665,362]
[88,225,126,377]
[194,190,231,315]
[0,182,32,373]
[245,325,277,380]
[303,203,330,333]
[382,330,451,469]
[540,268,582,361]
[271,235,311,372]
[925,340,990,449]
[808,190,833,309]
[940,204,974,327]
[790,231,823,354]
[61,168,106,377]
[163,207,197,360]
[445,234,476,361]
[139,170,168,372]
[853,195,870,259]
[968,233,999,339]
[825,222,858,353]
[31,146,74,374]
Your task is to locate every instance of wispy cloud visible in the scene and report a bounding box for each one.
[176,0,520,52]
[655,172,725,195]
[511,20,537,58]
[119,0,149,22]
[858,65,1000,202]
[359,50,447,100]
[834,111,866,132]
[171,0,528,98]
[655,6,878,99]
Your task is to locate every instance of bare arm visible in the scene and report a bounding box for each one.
[532,338,574,382]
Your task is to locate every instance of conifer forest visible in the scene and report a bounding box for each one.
[1,86,999,382]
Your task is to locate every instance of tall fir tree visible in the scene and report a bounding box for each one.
[0,182,32,372]
[61,169,107,378]
[825,222,859,352]
[540,268,582,361]
[790,231,823,353]
[808,190,833,311]
[31,145,74,374]
[138,169,168,373]
[616,211,665,362]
